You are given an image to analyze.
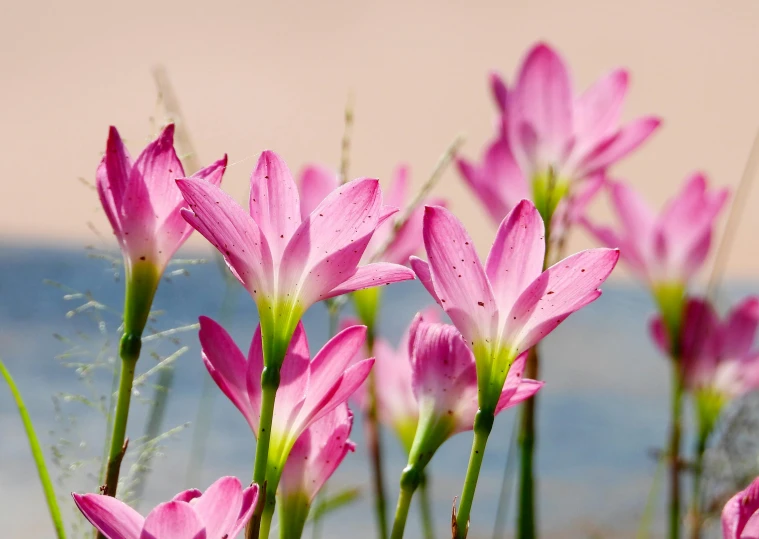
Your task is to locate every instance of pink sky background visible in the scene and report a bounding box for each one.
[2,0,759,278]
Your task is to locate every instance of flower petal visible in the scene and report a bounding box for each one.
[131,124,185,222]
[232,484,260,537]
[422,205,497,346]
[96,126,133,236]
[505,248,620,353]
[249,151,302,258]
[574,117,661,177]
[72,493,144,539]
[722,476,759,539]
[722,297,759,359]
[410,256,441,305]
[495,353,543,415]
[489,71,508,113]
[271,323,311,435]
[574,69,629,145]
[199,316,259,433]
[322,263,415,300]
[299,165,338,219]
[192,477,243,538]
[140,501,206,539]
[177,178,274,299]
[485,200,546,315]
[172,489,202,503]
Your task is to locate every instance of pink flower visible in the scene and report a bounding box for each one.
[411,200,618,409]
[177,151,415,367]
[583,174,728,289]
[405,314,542,465]
[722,475,759,539]
[72,476,258,539]
[197,316,373,487]
[277,405,355,537]
[651,297,759,402]
[98,125,226,334]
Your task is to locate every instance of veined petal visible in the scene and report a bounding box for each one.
[140,501,206,539]
[574,117,661,177]
[574,69,628,145]
[177,178,274,299]
[309,326,368,395]
[505,248,619,353]
[485,200,546,315]
[249,151,302,258]
[422,205,497,346]
[299,165,339,219]
[723,476,759,539]
[131,124,185,221]
[96,126,133,236]
[199,316,259,433]
[192,477,243,538]
[322,263,415,300]
[410,257,442,306]
[72,493,144,539]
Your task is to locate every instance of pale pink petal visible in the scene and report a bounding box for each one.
[96,126,133,237]
[131,124,185,221]
[423,205,497,346]
[495,353,543,414]
[372,338,417,427]
[510,43,573,166]
[244,325,265,433]
[72,493,144,539]
[410,257,442,306]
[231,484,259,537]
[172,489,201,503]
[140,501,206,539]
[574,117,661,177]
[198,316,258,433]
[505,248,620,353]
[249,150,302,258]
[380,202,429,266]
[192,477,243,538]
[298,164,339,219]
[722,476,759,539]
[309,326,368,395]
[271,323,311,434]
[177,178,274,299]
[722,297,759,359]
[574,69,629,144]
[485,200,546,314]
[322,263,415,300]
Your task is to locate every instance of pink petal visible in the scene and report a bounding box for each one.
[271,323,311,435]
[489,71,508,113]
[409,256,442,306]
[96,126,133,238]
[172,489,201,503]
[278,178,384,306]
[249,151,302,258]
[386,165,410,209]
[298,164,339,220]
[609,180,656,241]
[505,248,620,353]
[308,326,368,397]
[232,484,259,536]
[722,476,759,539]
[495,353,543,414]
[485,200,546,315]
[422,205,497,346]
[72,493,144,539]
[199,316,259,433]
[722,297,759,359]
[574,69,629,145]
[140,501,206,539]
[379,202,428,266]
[372,337,417,428]
[574,117,661,177]
[509,43,573,166]
[177,178,274,299]
[192,477,243,538]
[322,263,415,300]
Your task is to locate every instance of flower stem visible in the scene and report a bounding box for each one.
[516,346,539,539]
[668,366,684,539]
[456,411,494,538]
[248,374,279,539]
[390,486,416,539]
[365,331,390,539]
[418,472,434,539]
[0,358,67,539]
[689,428,708,539]
[259,498,276,539]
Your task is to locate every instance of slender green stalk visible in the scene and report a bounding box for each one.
[636,453,666,539]
[668,367,684,539]
[390,486,416,539]
[418,473,434,539]
[260,499,275,539]
[248,378,279,539]
[1,359,67,539]
[689,430,709,539]
[456,411,494,538]
[491,417,519,539]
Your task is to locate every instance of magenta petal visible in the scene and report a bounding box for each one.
[422,205,497,346]
[505,248,620,353]
[233,484,259,536]
[485,200,546,314]
[249,150,302,258]
[172,489,202,503]
[199,316,259,433]
[308,326,368,400]
[722,298,759,359]
[299,165,339,219]
[96,126,133,236]
[574,69,629,144]
[322,263,415,300]
[489,71,508,113]
[271,323,311,434]
[131,124,185,219]
[723,476,759,539]
[192,477,243,538]
[410,257,442,306]
[140,501,206,539]
[72,493,144,539]
[177,178,274,298]
[575,117,661,177]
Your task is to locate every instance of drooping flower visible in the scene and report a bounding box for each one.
[722,475,759,539]
[584,174,728,336]
[198,316,373,491]
[411,200,618,411]
[177,151,414,368]
[458,42,660,227]
[278,404,355,538]
[651,297,759,435]
[73,476,258,539]
[98,124,227,336]
[404,314,542,470]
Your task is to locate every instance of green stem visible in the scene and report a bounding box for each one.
[0,359,67,539]
[668,367,684,539]
[390,486,416,539]
[247,373,280,539]
[516,347,539,539]
[418,473,434,539]
[456,411,494,538]
[636,454,667,539]
[102,333,141,499]
[260,499,275,539]
[365,333,390,539]
[689,430,708,539]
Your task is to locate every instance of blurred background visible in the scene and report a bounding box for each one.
[2,0,759,537]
